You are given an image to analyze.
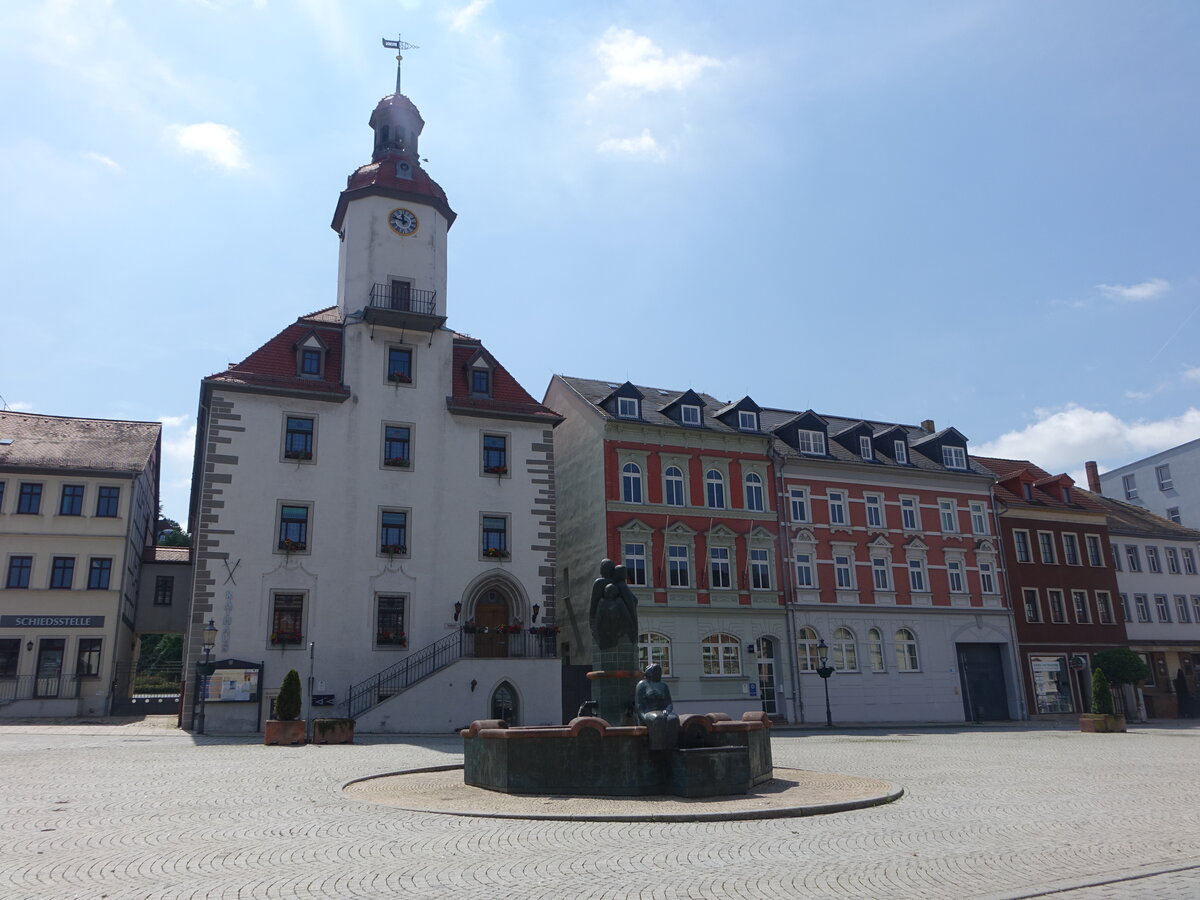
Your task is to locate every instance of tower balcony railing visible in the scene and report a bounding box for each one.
[368,284,438,316]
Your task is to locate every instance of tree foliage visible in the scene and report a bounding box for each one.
[275,669,302,721]
[1090,668,1115,715]
[1092,648,1151,685]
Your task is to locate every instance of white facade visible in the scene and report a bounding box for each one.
[1098,437,1200,530]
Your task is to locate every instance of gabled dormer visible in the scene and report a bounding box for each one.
[294,329,329,379]
[463,347,496,397]
[832,421,877,462]
[714,396,763,433]
[772,410,829,457]
[910,426,970,471]
[873,425,911,465]
[1036,473,1076,505]
[661,389,708,427]
[997,467,1039,502]
[599,381,645,421]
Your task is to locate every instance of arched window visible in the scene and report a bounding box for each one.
[701,632,741,675]
[706,470,726,509]
[895,628,919,671]
[832,626,858,671]
[621,462,642,503]
[744,472,764,511]
[867,627,886,672]
[638,632,672,676]
[490,681,519,724]
[664,466,685,506]
[797,626,821,672]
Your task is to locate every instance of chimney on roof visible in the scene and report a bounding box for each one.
[920,419,935,433]
[1085,460,1102,494]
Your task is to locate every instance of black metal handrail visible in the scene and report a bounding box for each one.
[0,674,81,703]
[368,283,437,315]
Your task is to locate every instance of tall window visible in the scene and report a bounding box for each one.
[17,483,42,514]
[387,347,412,382]
[481,516,508,558]
[1156,464,1173,491]
[621,463,643,503]
[1135,594,1151,623]
[483,434,507,474]
[470,368,490,396]
[705,470,725,509]
[380,510,408,554]
[1097,592,1115,625]
[872,556,892,590]
[1038,532,1056,564]
[59,485,84,516]
[1122,474,1138,500]
[6,556,32,589]
[49,557,74,589]
[1166,547,1180,574]
[867,628,886,671]
[1023,589,1041,622]
[1065,535,1084,564]
[750,548,771,589]
[154,575,174,606]
[895,628,919,671]
[790,488,809,522]
[797,430,825,455]
[383,426,411,467]
[278,505,310,551]
[701,633,741,675]
[638,632,672,675]
[797,626,821,671]
[979,562,996,593]
[1013,531,1032,563]
[1176,595,1191,623]
[942,446,967,469]
[744,473,764,511]
[1113,544,1123,571]
[285,417,314,460]
[1184,549,1197,575]
[1193,596,1200,623]
[834,553,855,589]
[709,547,732,589]
[865,495,884,528]
[95,486,120,517]
[859,436,873,460]
[1072,591,1091,623]
[1146,546,1161,573]
[300,347,322,376]
[668,545,690,587]
[1118,594,1130,622]
[1125,545,1141,572]
[624,543,647,586]
[939,499,957,533]
[1086,535,1103,566]
[376,595,406,647]
[271,593,304,644]
[1047,589,1066,623]
[794,552,814,588]
[832,627,858,670]
[894,440,908,464]
[827,491,847,526]
[664,467,685,506]
[901,497,918,530]
[1155,594,1171,622]
[908,558,927,592]
[947,559,965,593]
[87,558,112,590]
[970,502,987,534]
[76,639,102,677]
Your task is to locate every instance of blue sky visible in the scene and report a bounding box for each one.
[2,1,1198,523]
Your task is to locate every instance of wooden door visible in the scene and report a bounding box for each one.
[475,590,508,659]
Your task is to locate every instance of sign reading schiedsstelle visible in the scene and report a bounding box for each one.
[1,615,106,628]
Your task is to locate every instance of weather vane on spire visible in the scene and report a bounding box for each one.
[381,34,418,95]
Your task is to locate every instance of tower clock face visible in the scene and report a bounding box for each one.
[388,207,419,236]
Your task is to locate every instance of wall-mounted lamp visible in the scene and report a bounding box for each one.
[453,601,463,622]
[26,641,34,652]
[532,604,540,623]
[470,679,478,692]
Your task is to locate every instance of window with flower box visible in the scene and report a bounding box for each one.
[379,509,409,557]
[382,424,412,468]
[481,514,509,559]
[701,633,741,675]
[277,503,310,553]
[375,595,407,648]
[283,416,315,461]
[482,434,508,475]
[387,346,413,384]
[270,593,304,645]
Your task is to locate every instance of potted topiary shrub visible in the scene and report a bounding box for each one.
[264,668,307,745]
[312,717,356,744]
[1080,667,1126,733]
[1092,648,1151,721]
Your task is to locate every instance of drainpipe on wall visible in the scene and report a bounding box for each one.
[769,440,804,724]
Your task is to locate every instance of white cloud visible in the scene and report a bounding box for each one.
[592,28,721,96]
[975,404,1200,476]
[597,129,667,160]
[449,0,492,31]
[4,401,35,412]
[1096,278,1170,303]
[1182,366,1200,383]
[166,122,249,171]
[82,151,121,172]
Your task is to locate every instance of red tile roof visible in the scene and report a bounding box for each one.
[206,308,350,399]
[448,337,561,423]
[974,455,1107,514]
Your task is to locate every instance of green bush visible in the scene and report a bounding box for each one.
[275,669,302,721]
[1091,668,1115,716]
[1092,648,1150,685]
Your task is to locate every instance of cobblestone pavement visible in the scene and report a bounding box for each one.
[1,720,1198,899]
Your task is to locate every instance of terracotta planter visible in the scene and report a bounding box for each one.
[264,719,307,745]
[312,718,355,745]
[1079,713,1126,733]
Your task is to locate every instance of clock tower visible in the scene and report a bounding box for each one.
[331,79,456,331]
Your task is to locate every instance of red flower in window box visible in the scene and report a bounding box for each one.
[483,547,509,559]
[279,539,306,554]
[284,450,313,461]
[484,465,508,475]
[383,544,407,558]
[384,457,411,468]
[376,630,407,647]
[388,371,412,384]
[270,631,302,645]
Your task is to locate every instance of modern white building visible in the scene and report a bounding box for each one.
[0,412,161,717]
[182,74,562,734]
[1093,439,1200,530]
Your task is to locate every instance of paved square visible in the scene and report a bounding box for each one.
[2,720,1198,898]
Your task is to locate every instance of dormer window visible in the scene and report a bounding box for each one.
[1023,484,1033,501]
[738,411,758,431]
[618,397,639,419]
[859,436,873,461]
[797,430,826,455]
[942,446,967,469]
[681,405,701,426]
[1062,487,1071,504]
[471,368,491,396]
[894,440,908,464]
[300,348,321,376]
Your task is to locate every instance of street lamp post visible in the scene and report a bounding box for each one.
[196,619,219,735]
[816,638,834,727]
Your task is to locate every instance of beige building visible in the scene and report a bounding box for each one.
[0,412,161,716]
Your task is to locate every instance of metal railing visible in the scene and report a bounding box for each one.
[343,627,558,718]
[368,283,437,316]
[0,674,81,703]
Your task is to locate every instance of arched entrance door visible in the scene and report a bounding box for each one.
[756,636,779,717]
[474,589,509,658]
[490,681,518,724]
